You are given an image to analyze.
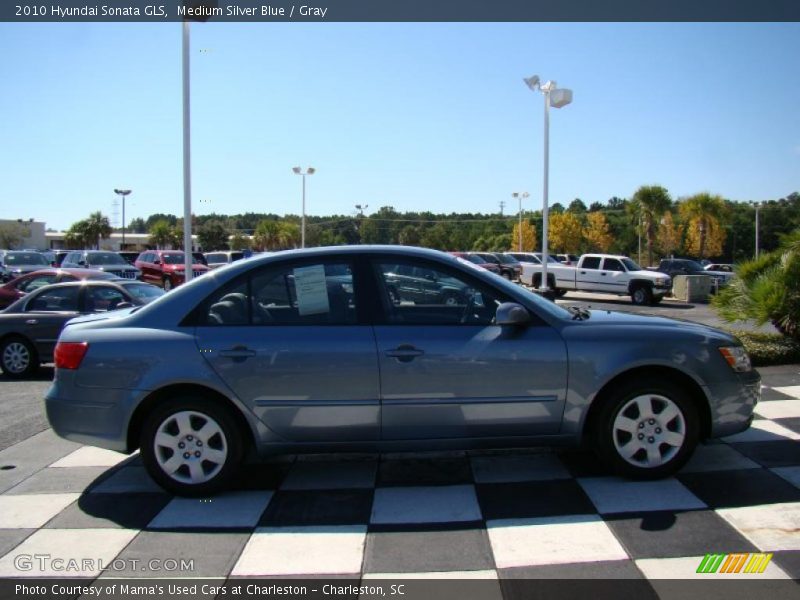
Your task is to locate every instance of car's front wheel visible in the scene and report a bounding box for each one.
[631,285,653,305]
[140,396,244,496]
[1,336,39,379]
[594,379,699,479]
[163,277,173,291]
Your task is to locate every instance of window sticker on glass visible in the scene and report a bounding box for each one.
[293,264,330,316]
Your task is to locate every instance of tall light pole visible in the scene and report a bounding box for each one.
[524,75,573,292]
[752,201,761,259]
[293,166,315,248]
[114,189,131,249]
[512,192,529,251]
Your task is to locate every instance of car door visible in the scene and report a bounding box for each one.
[371,257,568,440]
[599,258,629,293]
[193,257,380,442]
[576,256,603,289]
[20,286,81,360]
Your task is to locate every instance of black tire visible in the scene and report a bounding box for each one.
[593,378,699,479]
[502,271,512,280]
[163,277,173,291]
[139,395,245,496]
[554,289,568,298]
[0,336,39,379]
[650,295,663,305]
[631,285,653,306]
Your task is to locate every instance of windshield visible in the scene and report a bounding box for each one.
[535,253,560,264]
[622,258,642,271]
[495,254,520,265]
[465,254,487,264]
[87,252,128,266]
[162,254,203,265]
[4,252,48,266]
[682,260,705,271]
[122,283,166,303]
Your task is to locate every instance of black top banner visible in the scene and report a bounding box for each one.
[3,0,800,22]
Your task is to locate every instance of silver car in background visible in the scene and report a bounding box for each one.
[46,246,759,496]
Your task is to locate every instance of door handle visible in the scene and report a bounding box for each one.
[580,271,586,274]
[219,346,256,358]
[385,344,424,363]
[25,319,38,325]
[601,273,607,276]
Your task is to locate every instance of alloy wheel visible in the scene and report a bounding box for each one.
[612,394,686,469]
[2,342,30,374]
[153,410,228,484]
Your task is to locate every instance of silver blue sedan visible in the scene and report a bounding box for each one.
[45,246,759,496]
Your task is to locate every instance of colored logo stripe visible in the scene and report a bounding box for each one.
[697,553,773,574]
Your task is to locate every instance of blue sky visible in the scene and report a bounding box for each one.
[1,22,798,231]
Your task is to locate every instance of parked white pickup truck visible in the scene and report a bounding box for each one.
[507,252,672,305]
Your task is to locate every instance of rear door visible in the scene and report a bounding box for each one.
[20,286,81,359]
[576,256,603,289]
[193,257,380,442]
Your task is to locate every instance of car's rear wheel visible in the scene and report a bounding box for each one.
[0,336,39,379]
[163,277,173,291]
[594,378,699,479]
[140,396,244,496]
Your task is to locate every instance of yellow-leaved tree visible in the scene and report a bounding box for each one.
[510,220,537,252]
[548,212,583,253]
[583,211,613,252]
[678,193,727,259]
[657,211,681,257]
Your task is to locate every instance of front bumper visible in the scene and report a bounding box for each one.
[706,369,761,439]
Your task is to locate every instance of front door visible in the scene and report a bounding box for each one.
[371,258,568,440]
[194,258,380,442]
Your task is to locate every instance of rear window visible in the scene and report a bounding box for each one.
[581,257,601,269]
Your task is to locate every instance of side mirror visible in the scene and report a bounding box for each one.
[78,260,86,267]
[115,301,133,310]
[153,259,161,265]
[495,302,530,326]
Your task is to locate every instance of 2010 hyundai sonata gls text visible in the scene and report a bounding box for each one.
[45,246,760,496]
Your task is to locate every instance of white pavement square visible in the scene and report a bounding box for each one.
[232,525,367,576]
[89,466,165,494]
[717,502,800,551]
[773,386,800,399]
[470,454,571,483]
[147,491,273,529]
[49,447,131,468]
[0,493,80,528]
[754,400,800,420]
[722,420,800,443]
[0,528,138,577]
[362,570,498,579]
[486,515,628,568]
[577,477,706,514]
[370,485,482,524]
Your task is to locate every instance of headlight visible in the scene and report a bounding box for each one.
[719,346,752,372]
[655,278,667,286]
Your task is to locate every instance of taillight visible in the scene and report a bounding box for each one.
[54,342,89,370]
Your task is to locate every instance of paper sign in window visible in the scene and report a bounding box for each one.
[293,265,330,316]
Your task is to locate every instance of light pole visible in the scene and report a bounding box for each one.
[751,201,761,259]
[293,167,315,248]
[512,192,529,251]
[114,189,131,249]
[524,75,573,292]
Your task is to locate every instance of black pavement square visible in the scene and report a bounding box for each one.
[363,525,494,573]
[45,493,172,529]
[0,528,34,557]
[259,489,373,526]
[500,561,658,600]
[107,530,251,577]
[476,480,596,520]
[677,468,800,509]
[774,417,800,435]
[377,457,473,486]
[604,509,758,559]
[233,463,292,490]
[730,441,800,468]
[557,449,615,478]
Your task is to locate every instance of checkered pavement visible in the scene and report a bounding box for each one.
[0,367,798,590]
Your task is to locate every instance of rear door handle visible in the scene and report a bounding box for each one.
[219,346,256,358]
[385,344,424,363]
[25,319,38,325]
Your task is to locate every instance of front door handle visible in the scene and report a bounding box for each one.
[219,346,256,358]
[385,344,424,363]
[25,319,38,325]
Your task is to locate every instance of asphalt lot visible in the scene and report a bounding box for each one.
[0,294,797,592]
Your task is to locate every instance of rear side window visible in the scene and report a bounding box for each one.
[581,257,601,269]
[199,261,356,326]
[26,287,79,312]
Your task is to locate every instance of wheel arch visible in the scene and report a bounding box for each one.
[126,383,257,454]
[627,279,654,294]
[581,365,712,444]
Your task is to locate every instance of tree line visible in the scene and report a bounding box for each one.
[69,187,799,266]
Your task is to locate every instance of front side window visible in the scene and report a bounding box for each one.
[603,258,625,272]
[26,287,79,312]
[85,287,127,312]
[375,260,507,325]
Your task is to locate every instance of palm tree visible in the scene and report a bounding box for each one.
[713,229,800,340]
[83,212,112,250]
[253,220,280,251]
[678,193,727,260]
[276,222,301,249]
[630,185,672,266]
[149,220,178,250]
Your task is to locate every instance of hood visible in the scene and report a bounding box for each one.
[704,270,733,279]
[581,309,737,344]
[631,269,669,279]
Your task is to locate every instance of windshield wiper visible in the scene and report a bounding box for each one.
[567,306,591,321]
